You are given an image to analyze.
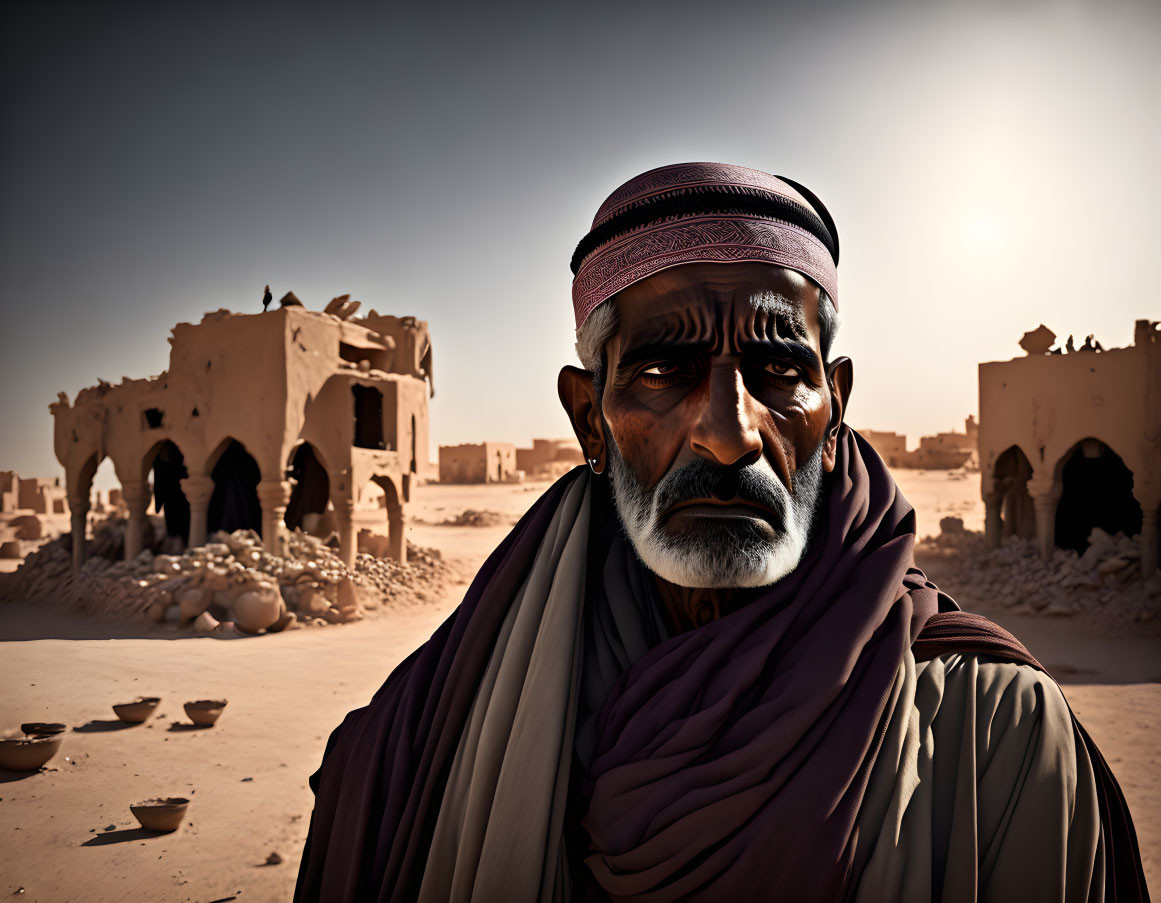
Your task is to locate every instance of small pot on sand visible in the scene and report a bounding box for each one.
[130,797,190,833]
[183,699,227,727]
[113,697,162,724]
[0,734,62,771]
[21,722,66,737]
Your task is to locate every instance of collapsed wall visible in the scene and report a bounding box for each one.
[0,514,454,636]
[917,518,1161,628]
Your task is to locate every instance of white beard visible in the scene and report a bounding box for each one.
[605,437,824,589]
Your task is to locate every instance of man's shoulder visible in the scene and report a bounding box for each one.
[915,652,1077,755]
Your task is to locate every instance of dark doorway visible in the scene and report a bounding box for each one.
[994,445,1034,540]
[149,441,190,543]
[207,439,262,536]
[353,385,385,449]
[1055,440,1142,553]
[285,444,330,532]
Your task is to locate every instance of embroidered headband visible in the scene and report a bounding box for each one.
[570,162,840,329]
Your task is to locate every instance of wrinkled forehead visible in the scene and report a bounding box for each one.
[612,263,822,351]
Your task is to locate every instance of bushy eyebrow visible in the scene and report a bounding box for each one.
[738,339,821,374]
[616,339,715,371]
[615,336,822,377]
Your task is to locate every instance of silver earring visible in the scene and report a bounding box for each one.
[588,457,603,475]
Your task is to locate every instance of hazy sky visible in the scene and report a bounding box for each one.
[2,0,1158,489]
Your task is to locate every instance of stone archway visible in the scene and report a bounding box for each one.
[144,440,190,546]
[207,438,262,537]
[1054,438,1142,553]
[66,452,103,570]
[369,475,406,563]
[994,445,1035,540]
[285,442,331,535]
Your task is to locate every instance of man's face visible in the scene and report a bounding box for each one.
[589,262,848,588]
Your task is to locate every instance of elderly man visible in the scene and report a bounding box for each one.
[296,163,1147,902]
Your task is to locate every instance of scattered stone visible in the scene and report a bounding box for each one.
[0,519,452,636]
[178,588,212,622]
[194,611,220,634]
[265,851,283,866]
[234,589,281,633]
[1098,557,1130,577]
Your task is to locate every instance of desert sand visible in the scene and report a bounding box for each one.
[1,472,1157,901]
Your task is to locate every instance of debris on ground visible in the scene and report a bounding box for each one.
[0,516,454,634]
[917,520,1161,627]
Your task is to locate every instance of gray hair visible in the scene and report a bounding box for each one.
[575,288,839,397]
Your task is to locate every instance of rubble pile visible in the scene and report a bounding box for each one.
[0,517,454,636]
[917,519,1161,626]
[442,509,508,528]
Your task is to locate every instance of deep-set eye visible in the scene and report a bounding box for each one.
[642,362,679,376]
[764,361,800,379]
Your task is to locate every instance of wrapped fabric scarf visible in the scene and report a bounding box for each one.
[295,429,1147,903]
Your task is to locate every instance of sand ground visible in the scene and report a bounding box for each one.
[1,473,1156,901]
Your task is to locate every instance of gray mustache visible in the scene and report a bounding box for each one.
[653,459,789,527]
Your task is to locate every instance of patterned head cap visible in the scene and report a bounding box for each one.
[570,162,839,329]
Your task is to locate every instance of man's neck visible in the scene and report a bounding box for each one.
[651,575,761,634]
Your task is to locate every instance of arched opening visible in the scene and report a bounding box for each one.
[994,445,1034,540]
[352,384,385,449]
[357,475,404,561]
[285,442,331,535]
[74,453,101,509]
[1055,439,1142,553]
[144,440,190,545]
[207,439,262,536]
[90,457,118,513]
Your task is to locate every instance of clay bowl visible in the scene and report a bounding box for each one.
[0,734,62,771]
[21,722,66,737]
[112,697,161,724]
[183,699,227,727]
[130,797,190,833]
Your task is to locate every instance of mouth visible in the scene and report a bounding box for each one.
[663,497,782,528]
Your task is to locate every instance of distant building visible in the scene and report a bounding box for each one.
[858,417,978,471]
[51,300,432,572]
[439,443,518,484]
[909,417,979,470]
[978,319,1160,576]
[515,438,585,478]
[859,431,908,468]
[0,472,19,514]
[18,477,68,515]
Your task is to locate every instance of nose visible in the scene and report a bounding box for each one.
[689,361,764,468]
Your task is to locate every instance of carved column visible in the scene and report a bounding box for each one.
[68,494,90,572]
[182,476,215,549]
[257,480,292,555]
[387,499,406,564]
[121,479,151,561]
[1132,483,1160,579]
[983,488,1003,549]
[1026,478,1061,561]
[335,496,356,569]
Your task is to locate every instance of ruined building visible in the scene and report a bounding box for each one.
[438,443,518,484]
[859,417,979,470]
[51,300,433,572]
[516,438,585,478]
[978,319,1161,576]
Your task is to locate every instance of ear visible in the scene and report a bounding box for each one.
[558,366,607,472]
[821,356,853,473]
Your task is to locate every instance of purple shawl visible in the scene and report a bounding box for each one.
[295,430,1148,902]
